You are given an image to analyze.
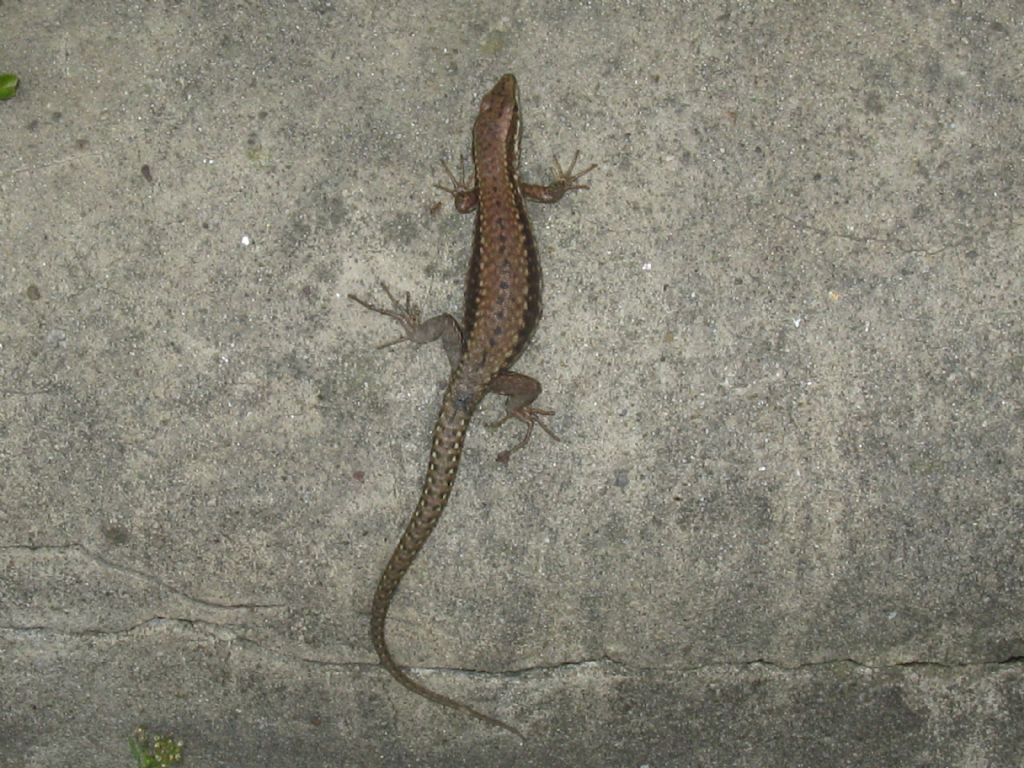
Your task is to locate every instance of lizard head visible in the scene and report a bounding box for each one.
[473,73,521,170]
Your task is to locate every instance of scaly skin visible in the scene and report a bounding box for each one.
[351,73,595,739]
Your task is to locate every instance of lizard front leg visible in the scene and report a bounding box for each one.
[436,151,596,212]
[520,150,597,203]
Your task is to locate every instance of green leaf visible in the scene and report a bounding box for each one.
[130,727,183,767]
[129,729,150,767]
[0,74,19,100]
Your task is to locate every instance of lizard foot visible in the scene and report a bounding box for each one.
[489,406,560,465]
[434,156,476,212]
[550,150,598,194]
[347,282,421,349]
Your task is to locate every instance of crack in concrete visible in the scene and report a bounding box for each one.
[674,655,1024,673]
[0,614,254,638]
[781,214,971,256]
[4,545,1020,677]
[4,618,1020,677]
[0,542,288,611]
[412,654,1024,678]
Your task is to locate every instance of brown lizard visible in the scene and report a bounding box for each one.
[349,73,595,738]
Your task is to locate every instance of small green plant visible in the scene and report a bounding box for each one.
[129,726,183,767]
[0,74,18,100]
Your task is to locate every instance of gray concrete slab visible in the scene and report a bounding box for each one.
[2,2,1021,766]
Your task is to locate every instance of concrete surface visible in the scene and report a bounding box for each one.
[2,2,1022,766]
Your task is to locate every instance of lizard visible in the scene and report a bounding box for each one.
[349,73,595,739]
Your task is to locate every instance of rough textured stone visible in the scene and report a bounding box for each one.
[2,2,1021,766]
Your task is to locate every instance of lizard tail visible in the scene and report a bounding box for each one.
[369,393,524,740]
[371,589,524,739]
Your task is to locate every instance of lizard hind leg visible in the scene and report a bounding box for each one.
[487,370,560,464]
[348,282,464,369]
